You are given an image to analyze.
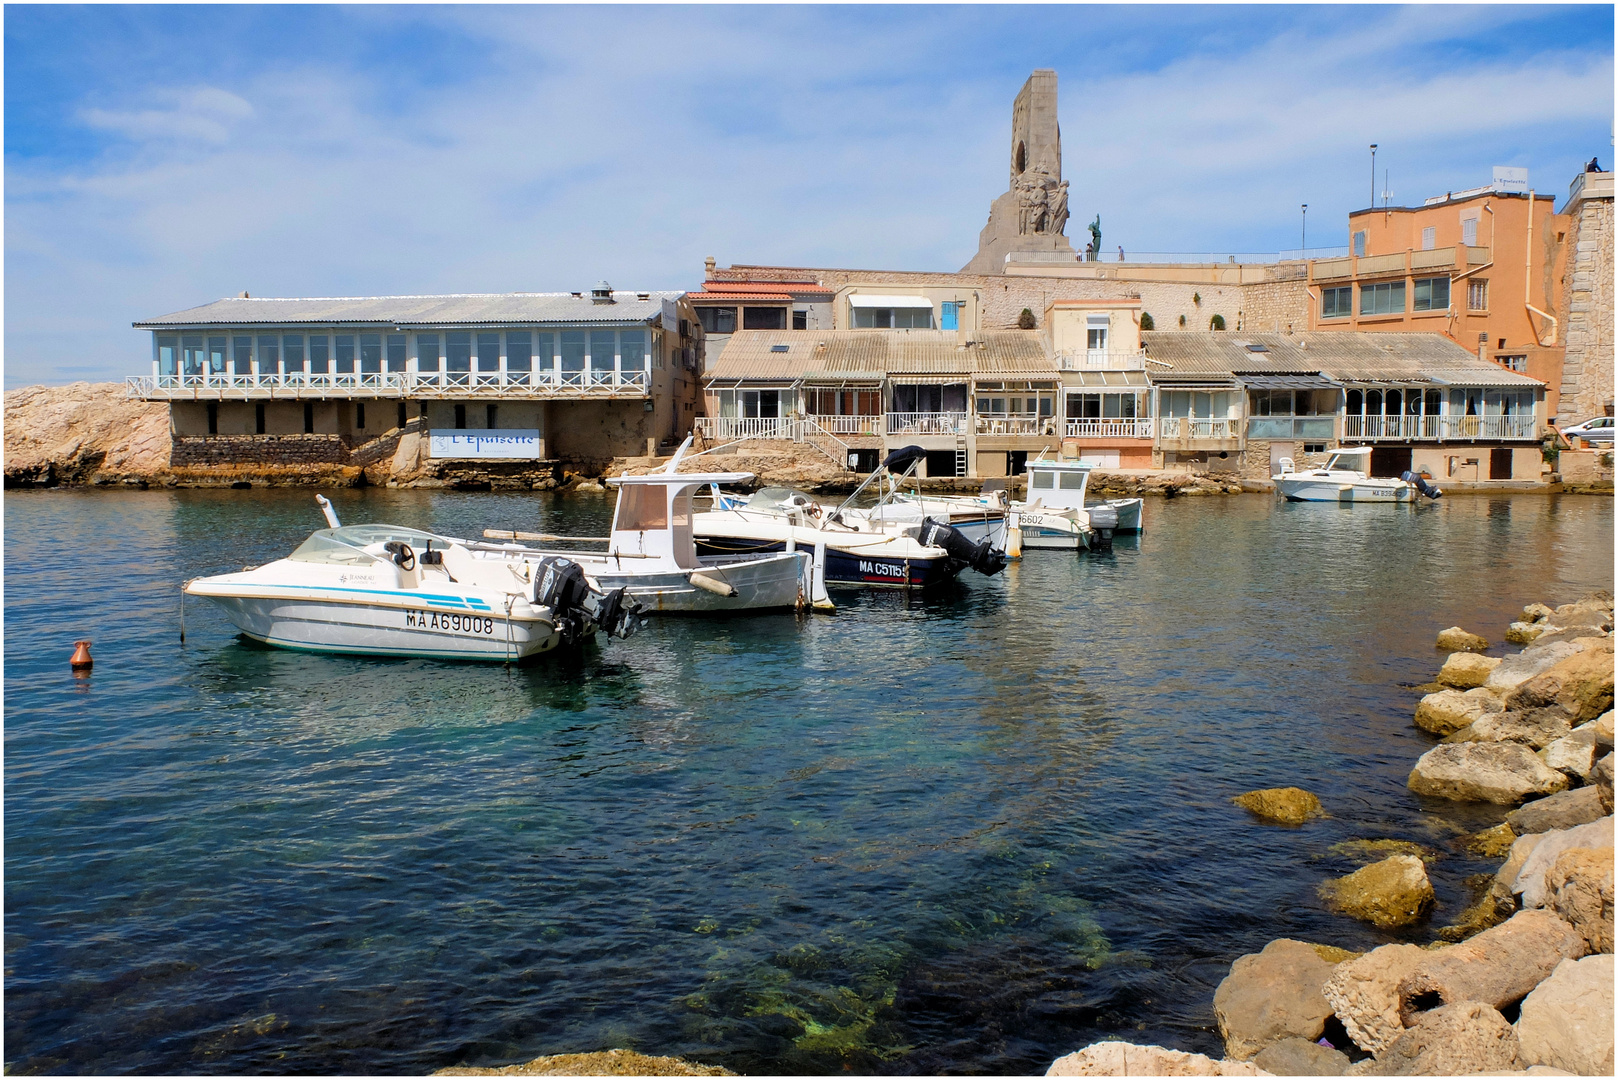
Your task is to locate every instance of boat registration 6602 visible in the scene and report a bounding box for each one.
[405,609,496,635]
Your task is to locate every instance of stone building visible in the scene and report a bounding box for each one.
[1551,169,1614,425]
[128,287,704,474]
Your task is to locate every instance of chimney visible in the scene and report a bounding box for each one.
[239,291,250,298]
[591,280,615,304]
[704,256,716,276]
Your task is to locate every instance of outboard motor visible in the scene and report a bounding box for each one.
[532,556,592,643]
[591,587,645,641]
[919,518,1008,577]
[1400,470,1444,500]
[1086,503,1118,550]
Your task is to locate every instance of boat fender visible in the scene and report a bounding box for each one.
[1400,471,1444,499]
[689,571,738,598]
[919,518,1008,577]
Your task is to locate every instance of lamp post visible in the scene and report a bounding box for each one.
[1370,144,1378,208]
[1301,204,1307,252]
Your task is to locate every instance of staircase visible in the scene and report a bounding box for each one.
[796,418,854,471]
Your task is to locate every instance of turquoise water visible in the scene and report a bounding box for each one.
[5,488,1612,1074]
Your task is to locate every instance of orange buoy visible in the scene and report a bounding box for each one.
[70,640,93,670]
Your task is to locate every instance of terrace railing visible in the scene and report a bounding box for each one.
[128,368,652,398]
[1159,417,1240,439]
[1342,415,1537,441]
[1246,416,1338,440]
[1055,350,1147,371]
[1063,419,1155,439]
[694,416,796,441]
[887,412,967,435]
[808,414,883,436]
[974,416,1060,436]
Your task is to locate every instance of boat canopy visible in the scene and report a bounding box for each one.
[289,525,444,565]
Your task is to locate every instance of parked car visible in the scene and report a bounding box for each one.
[1560,416,1615,445]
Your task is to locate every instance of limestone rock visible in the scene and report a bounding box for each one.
[1514,818,1614,909]
[1514,955,1614,1076]
[1531,624,1609,648]
[1319,855,1434,929]
[1523,603,1556,624]
[1322,943,1432,1056]
[1350,1001,1520,1076]
[1396,910,1585,1023]
[1540,734,1599,782]
[1462,708,1574,750]
[1046,1042,1269,1076]
[1232,787,1323,825]
[1415,690,1496,736]
[1436,626,1490,652]
[1329,839,1437,865]
[1494,833,1549,913]
[1544,847,1614,954]
[1585,711,1615,752]
[1486,641,1585,694]
[1550,602,1615,630]
[1438,652,1502,689]
[1461,822,1518,858]
[1251,1038,1349,1076]
[1408,743,1570,805]
[1507,621,1547,644]
[3,381,173,484]
[434,1049,735,1076]
[1506,642,1616,722]
[1213,939,1339,1060]
[1507,788,1607,835]
[1594,753,1614,815]
[1439,873,1509,942]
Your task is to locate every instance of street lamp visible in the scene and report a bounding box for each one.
[1301,204,1308,252]
[1370,144,1378,208]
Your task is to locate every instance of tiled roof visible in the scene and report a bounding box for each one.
[1141,331,1543,387]
[706,330,1055,383]
[695,281,831,296]
[134,292,682,328]
[686,292,793,302]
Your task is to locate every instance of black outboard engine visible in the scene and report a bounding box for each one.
[591,587,645,640]
[1086,503,1118,550]
[1400,470,1443,500]
[919,518,1008,577]
[532,556,592,643]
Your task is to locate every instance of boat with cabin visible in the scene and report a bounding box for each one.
[1272,447,1443,503]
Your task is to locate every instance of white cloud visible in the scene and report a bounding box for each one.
[80,86,255,145]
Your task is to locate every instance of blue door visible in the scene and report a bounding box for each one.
[940,302,958,331]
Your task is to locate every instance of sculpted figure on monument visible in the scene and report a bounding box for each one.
[1086,215,1102,261]
[1048,180,1070,237]
[1018,170,1050,235]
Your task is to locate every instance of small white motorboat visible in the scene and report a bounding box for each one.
[1273,447,1443,503]
[186,498,641,662]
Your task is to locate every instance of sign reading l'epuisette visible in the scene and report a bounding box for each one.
[428,429,541,459]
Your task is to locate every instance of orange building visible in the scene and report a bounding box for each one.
[1306,176,1569,417]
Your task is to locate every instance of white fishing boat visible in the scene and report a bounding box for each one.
[185,499,642,662]
[485,461,825,613]
[1273,447,1443,503]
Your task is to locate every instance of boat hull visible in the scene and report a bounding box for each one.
[193,591,560,661]
[590,553,807,612]
[1097,498,1145,533]
[1015,511,1090,550]
[1275,477,1415,503]
[693,536,956,589]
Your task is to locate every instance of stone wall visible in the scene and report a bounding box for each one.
[1557,195,1615,424]
[171,433,353,467]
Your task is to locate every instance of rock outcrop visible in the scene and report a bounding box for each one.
[1213,939,1339,1060]
[1514,954,1615,1075]
[434,1049,735,1076]
[1321,944,1431,1056]
[1250,1038,1349,1076]
[1348,1000,1521,1076]
[1506,642,1616,722]
[1394,910,1585,1024]
[1507,788,1607,834]
[1046,1042,1268,1076]
[1437,652,1501,689]
[1319,855,1434,929]
[1544,846,1615,954]
[1232,787,1323,825]
[1408,742,1569,804]
[4,381,171,485]
[1414,689,1499,737]
[1436,627,1489,652]
[1512,818,1615,910]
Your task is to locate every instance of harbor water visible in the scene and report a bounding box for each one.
[4,488,1612,1074]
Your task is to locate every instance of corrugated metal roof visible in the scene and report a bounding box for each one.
[706,330,1054,383]
[134,292,682,328]
[1141,331,1543,387]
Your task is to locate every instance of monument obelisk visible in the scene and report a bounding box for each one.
[961,69,1077,274]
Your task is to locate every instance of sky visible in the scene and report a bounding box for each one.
[5,4,1613,387]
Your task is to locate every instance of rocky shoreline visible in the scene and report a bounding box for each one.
[1045,593,1614,1077]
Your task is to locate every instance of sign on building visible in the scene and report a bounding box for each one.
[429,429,541,459]
[1492,166,1529,194]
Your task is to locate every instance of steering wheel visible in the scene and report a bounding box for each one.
[386,541,416,571]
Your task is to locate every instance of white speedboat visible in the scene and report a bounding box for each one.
[486,459,825,613]
[1273,447,1443,503]
[186,499,641,662]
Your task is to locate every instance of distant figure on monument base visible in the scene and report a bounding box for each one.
[961,69,1079,274]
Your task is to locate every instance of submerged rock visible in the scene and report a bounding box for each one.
[1251,1038,1349,1076]
[1436,627,1490,652]
[1438,652,1502,689]
[1046,1042,1268,1076]
[1460,822,1518,858]
[1507,788,1607,835]
[1322,943,1432,1056]
[1232,787,1323,825]
[1514,954,1615,1076]
[1319,855,1434,929]
[1544,846,1614,954]
[1439,873,1508,942]
[1408,743,1569,804]
[434,1049,735,1076]
[1213,939,1340,1060]
[1522,602,1556,624]
[1506,621,1547,645]
[1350,1000,1521,1076]
[1329,839,1438,865]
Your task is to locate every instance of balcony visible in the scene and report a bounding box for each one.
[1159,417,1240,440]
[128,368,651,400]
[1055,350,1147,371]
[807,414,883,437]
[975,415,1060,436]
[694,416,796,441]
[1246,416,1338,440]
[887,412,967,435]
[1343,414,1537,441]
[1063,419,1154,439]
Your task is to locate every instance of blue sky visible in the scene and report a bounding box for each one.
[5,4,1613,387]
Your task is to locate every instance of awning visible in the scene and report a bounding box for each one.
[1238,374,1341,390]
[887,374,971,385]
[801,373,883,386]
[847,294,934,309]
[1063,371,1150,388]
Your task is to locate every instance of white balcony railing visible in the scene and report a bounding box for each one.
[887,412,967,435]
[127,368,652,399]
[1159,417,1240,440]
[1055,350,1147,371]
[1343,414,1537,441]
[694,416,796,441]
[974,416,1060,436]
[1063,419,1155,439]
[1246,416,1338,440]
[808,414,883,436]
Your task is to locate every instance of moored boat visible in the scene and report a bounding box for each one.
[1273,447,1443,503]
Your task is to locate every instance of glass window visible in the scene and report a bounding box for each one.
[359,333,382,373]
[208,336,228,373]
[590,330,616,376]
[309,335,329,374]
[1413,276,1450,312]
[697,307,736,334]
[898,307,932,329]
[1421,227,1436,250]
[1360,281,1405,316]
[560,330,586,373]
[1352,230,1366,257]
[1462,216,1478,246]
[1031,470,1055,489]
[742,307,786,330]
[335,334,355,373]
[387,334,406,372]
[158,336,178,376]
[1059,472,1086,490]
[1321,286,1353,318]
[619,329,646,371]
[536,332,554,374]
[258,335,280,373]
[182,336,205,375]
[477,332,500,372]
[417,333,440,372]
[1087,326,1108,350]
[1467,279,1488,311]
[233,335,254,374]
[506,331,532,371]
[1346,388,1363,414]
[446,332,471,372]
[718,389,736,418]
[283,335,304,371]
[853,307,881,328]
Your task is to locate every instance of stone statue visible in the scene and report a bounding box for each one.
[1017,171,1050,235]
[962,70,1077,273]
[1086,215,1102,261]
[1048,181,1069,237]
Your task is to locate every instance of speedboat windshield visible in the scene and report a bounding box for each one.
[289,525,443,565]
[746,487,815,511]
[1324,451,1370,473]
